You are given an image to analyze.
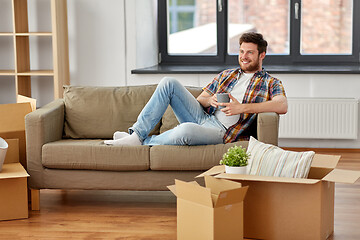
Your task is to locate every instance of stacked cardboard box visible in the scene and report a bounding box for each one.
[0,162,29,221]
[198,154,360,240]
[0,138,29,221]
[0,101,34,221]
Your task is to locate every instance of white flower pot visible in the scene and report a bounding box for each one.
[0,137,8,172]
[225,165,247,174]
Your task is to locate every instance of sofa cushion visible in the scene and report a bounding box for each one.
[42,139,150,171]
[160,86,203,134]
[149,141,248,170]
[247,137,315,178]
[63,85,160,139]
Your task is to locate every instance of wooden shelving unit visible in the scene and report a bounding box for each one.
[0,0,69,100]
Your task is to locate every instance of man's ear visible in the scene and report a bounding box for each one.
[260,51,266,60]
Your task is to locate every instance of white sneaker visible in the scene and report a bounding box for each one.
[105,133,142,146]
[113,131,130,140]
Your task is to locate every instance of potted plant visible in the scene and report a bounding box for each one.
[220,145,250,174]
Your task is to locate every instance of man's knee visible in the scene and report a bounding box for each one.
[168,123,198,145]
[159,77,180,88]
[174,122,198,136]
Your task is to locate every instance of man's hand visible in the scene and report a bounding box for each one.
[208,94,218,108]
[218,94,243,116]
[197,91,219,108]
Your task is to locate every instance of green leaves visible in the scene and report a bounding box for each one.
[220,145,250,167]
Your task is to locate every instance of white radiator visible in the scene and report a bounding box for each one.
[279,98,359,139]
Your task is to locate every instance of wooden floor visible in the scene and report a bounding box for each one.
[0,148,359,240]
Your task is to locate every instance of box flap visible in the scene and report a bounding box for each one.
[311,154,341,169]
[215,173,321,184]
[196,165,225,178]
[204,176,248,208]
[167,184,177,196]
[167,181,199,197]
[175,179,213,207]
[204,175,242,194]
[0,103,32,133]
[307,167,333,180]
[323,169,360,184]
[17,95,37,111]
[215,186,249,208]
[0,163,29,179]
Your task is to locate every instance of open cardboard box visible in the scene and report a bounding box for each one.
[197,154,360,240]
[0,138,29,221]
[0,100,35,168]
[168,176,248,240]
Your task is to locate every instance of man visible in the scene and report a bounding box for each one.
[105,32,287,146]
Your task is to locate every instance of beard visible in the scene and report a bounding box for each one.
[239,57,261,73]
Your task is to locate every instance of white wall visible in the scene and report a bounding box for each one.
[0,0,16,104]
[67,0,127,86]
[1,0,359,148]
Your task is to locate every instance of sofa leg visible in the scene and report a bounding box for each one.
[31,189,40,211]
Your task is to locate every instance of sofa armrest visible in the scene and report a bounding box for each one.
[25,99,65,188]
[257,112,279,146]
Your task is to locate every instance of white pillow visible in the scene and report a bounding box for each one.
[246,137,315,178]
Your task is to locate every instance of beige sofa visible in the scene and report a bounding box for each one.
[25,85,279,209]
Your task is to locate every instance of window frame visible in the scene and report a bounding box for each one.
[158,0,360,66]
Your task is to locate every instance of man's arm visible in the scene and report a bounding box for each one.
[218,94,288,116]
[197,91,218,108]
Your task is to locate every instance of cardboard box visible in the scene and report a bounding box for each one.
[198,154,360,240]
[0,163,29,221]
[168,176,248,240]
[3,139,20,164]
[0,102,33,167]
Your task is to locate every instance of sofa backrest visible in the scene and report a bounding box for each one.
[63,85,203,139]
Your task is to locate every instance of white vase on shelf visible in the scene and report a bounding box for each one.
[0,137,8,172]
[225,165,247,174]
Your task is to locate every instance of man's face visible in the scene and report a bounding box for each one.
[238,42,265,73]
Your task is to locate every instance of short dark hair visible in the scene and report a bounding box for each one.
[239,32,268,54]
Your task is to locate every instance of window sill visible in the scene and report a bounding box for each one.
[132,64,360,74]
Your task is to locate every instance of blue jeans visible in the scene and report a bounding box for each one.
[129,77,226,145]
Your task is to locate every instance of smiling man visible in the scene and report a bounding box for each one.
[197,32,288,143]
[105,32,287,146]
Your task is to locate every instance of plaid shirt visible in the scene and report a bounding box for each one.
[202,68,286,143]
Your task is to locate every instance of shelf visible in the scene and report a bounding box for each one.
[15,32,52,36]
[132,64,360,74]
[0,70,54,76]
[17,70,54,76]
[0,33,52,36]
[0,70,16,76]
[0,0,69,102]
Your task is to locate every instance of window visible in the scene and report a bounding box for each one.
[167,0,217,55]
[158,0,360,67]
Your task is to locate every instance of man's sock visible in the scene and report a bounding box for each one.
[104,132,142,146]
[113,131,130,140]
